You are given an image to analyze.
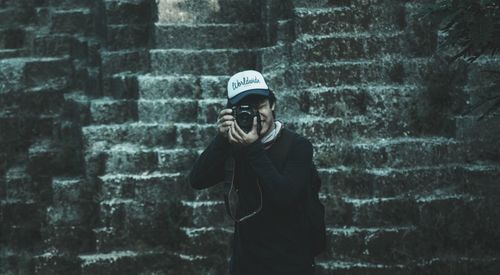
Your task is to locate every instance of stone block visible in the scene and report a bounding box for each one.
[104,0,153,25]
[0,251,35,275]
[51,178,93,205]
[106,24,150,50]
[0,28,25,49]
[50,9,93,34]
[33,34,75,56]
[150,49,258,75]
[155,23,262,49]
[82,123,177,148]
[34,253,82,275]
[28,140,64,177]
[197,99,225,123]
[104,73,139,99]
[90,99,138,124]
[101,50,149,77]
[138,74,201,100]
[5,167,35,200]
[200,75,229,99]
[46,203,95,227]
[104,145,157,174]
[157,0,261,23]
[138,99,198,123]
[23,57,73,91]
[176,123,216,148]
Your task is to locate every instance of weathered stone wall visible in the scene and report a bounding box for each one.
[1,0,499,274]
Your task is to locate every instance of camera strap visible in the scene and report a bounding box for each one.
[223,156,263,224]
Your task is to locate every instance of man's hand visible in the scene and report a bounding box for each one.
[217,109,235,138]
[228,116,259,146]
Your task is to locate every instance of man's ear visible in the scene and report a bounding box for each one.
[271,102,275,111]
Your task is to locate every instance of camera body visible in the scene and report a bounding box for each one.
[232,105,261,134]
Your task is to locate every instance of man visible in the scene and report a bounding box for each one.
[189,70,316,274]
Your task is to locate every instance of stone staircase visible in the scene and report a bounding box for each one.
[284,0,500,274]
[74,1,266,274]
[1,0,499,274]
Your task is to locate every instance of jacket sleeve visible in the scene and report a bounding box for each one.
[243,136,313,208]
[189,134,232,190]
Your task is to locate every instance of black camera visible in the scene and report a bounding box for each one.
[232,105,261,134]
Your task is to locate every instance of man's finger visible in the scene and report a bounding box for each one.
[228,126,238,144]
[233,119,247,137]
[218,109,233,119]
[218,115,235,123]
[249,116,258,135]
[230,123,244,141]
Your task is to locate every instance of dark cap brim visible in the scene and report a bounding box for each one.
[228,89,269,105]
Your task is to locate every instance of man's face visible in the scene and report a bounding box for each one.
[238,97,275,136]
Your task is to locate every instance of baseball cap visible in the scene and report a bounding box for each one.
[227,70,269,106]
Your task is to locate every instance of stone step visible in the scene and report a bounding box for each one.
[155,23,263,49]
[313,137,464,168]
[323,193,479,227]
[51,177,93,205]
[283,115,417,144]
[319,163,500,199]
[0,48,27,58]
[98,172,188,202]
[315,256,500,275]
[282,84,423,118]
[89,99,138,125]
[33,252,81,275]
[323,226,418,263]
[82,122,216,150]
[287,57,431,86]
[294,6,405,35]
[292,32,418,61]
[90,97,227,125]
[41,225,95,253]
[150,49,258,75]
[49,8,93,34]
[137,74,228,100]
[179,226,232,257]
[0,89,65,115]
[98,144,198,174]
[179,200,229,228]
[78,250,225,275]
[33,34,89,57]
[96,199,187,251]
[27,139,65,177]
[0,57,72,93]
[157,0,261,24]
